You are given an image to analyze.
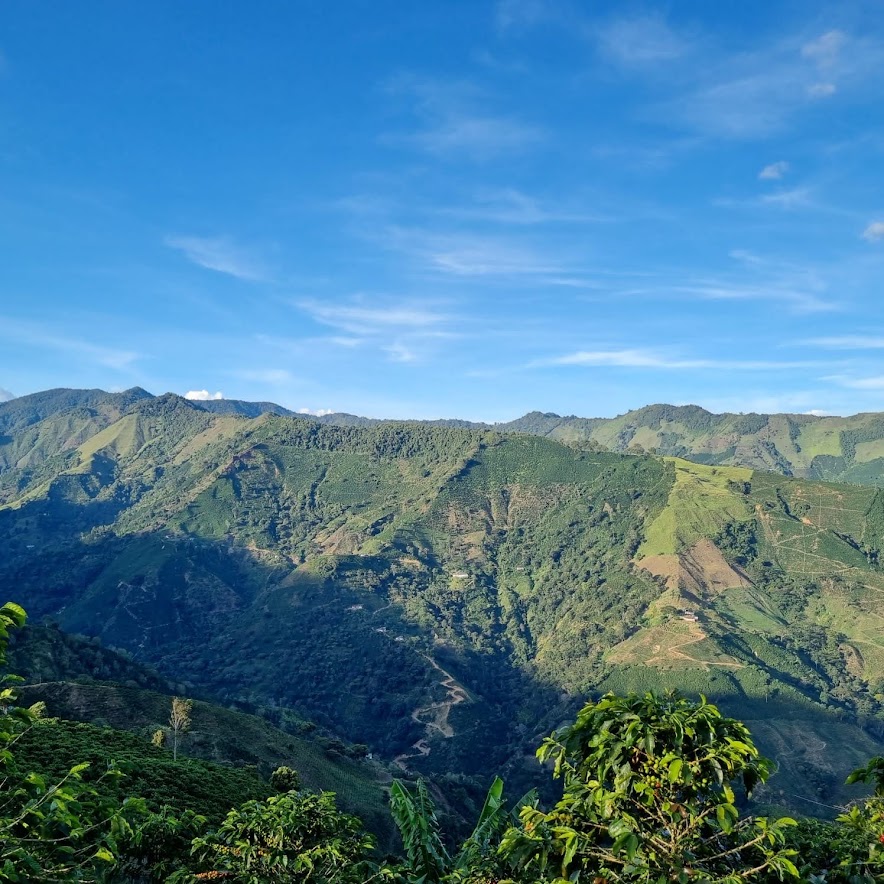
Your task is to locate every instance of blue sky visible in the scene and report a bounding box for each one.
[2,1,884,421]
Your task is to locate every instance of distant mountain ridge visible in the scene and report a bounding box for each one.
[5,388,884,486]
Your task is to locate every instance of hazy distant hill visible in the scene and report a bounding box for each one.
[494,405,884,485]
[1,387,883,814]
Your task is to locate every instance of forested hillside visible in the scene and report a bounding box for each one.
[261,398,884,486]
[311,402,884,486]
[1,388,883,817]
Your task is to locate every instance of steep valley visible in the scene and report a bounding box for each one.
[1,388,884,819]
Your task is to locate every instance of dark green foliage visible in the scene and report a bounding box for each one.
[0,602,145,882]
[781,817,871,883]
[7,624,172,691]
[389,776,531,883]
[110,806,207,883]
[197,398,296,418]
[272,766,303,792]
[838,757,884,881]
[17,680,398,849]
[390,779,451,882]
[186,790,375,883]
[500,692,798,883]
[715,519,758,567]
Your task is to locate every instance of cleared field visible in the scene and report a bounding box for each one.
[606,620,742,670]
[638,458,752,557]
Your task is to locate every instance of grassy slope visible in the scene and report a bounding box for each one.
[21,682,395,842]
[14,718,272,822]
[638,459,752,557]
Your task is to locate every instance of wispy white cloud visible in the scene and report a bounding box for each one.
[650,28,880,138]
[759,187,813,209]
[298,299,452,335]
[298,407,334,416]
[801,30,847,69]
[184,389,224,401]
[384,342,418,362]
[471,48,528,75]
[827,375,884,390]
[716,186,857,217]
[535,348,816,370]
[296,297,458,365]
[807,82,836,98]
[802,335,884,349]
[728,249,764,265]
[384,76,543,159]
[0,387,14,402]
[621,274,835,314]
[862,221,884,242]
[326,336,363,348]
[759,160,790,180]
[165,235,268,282]
[495,0,553,31]
[436,188,610,225]
[339,187,613,238]
[384,226,564,276]
[254,333,366,356]
[409,112,540,159]
[681,282,833,313]
[0,315,139,370]
[595,14,689,66]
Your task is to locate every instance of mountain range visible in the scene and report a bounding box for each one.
[200,395,884,486]
[6,387,884,485]
[2,386,884,821]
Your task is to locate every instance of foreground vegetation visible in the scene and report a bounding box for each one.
[2,602,883,882]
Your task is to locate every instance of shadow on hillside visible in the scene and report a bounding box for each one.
[2,494,881,823]
[0,512,565,786]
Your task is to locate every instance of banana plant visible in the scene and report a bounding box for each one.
[389,776,535,883]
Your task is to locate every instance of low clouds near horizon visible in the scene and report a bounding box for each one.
[184,390,224,401]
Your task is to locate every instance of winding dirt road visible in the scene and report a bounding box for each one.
[393,656,469,771]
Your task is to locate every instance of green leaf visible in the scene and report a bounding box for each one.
[668,759,683,783]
